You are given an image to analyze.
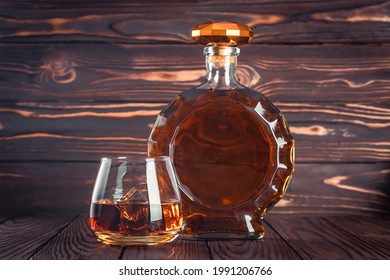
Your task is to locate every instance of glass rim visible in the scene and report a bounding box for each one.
[100,156,170,162]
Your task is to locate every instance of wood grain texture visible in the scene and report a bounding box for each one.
[0,215,12,224]
[324,215,390,257]
[1,102,389,162]
[0,162,98,214]
[0,0,389,43]
[0,215,76,259]
[0,44,389,103]
[122,239,211,260]
[2,214,387,260]
[207,222,301,259]
[31,215,123,260]
[265,214,390,259]
[281,163,390,215]
[0,162,388,215]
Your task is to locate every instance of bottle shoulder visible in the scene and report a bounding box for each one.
[155,87,293,147]
[178,87,264,103]
[161,87,283,119]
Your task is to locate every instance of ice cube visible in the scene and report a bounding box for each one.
[118,187,148,204]
[119,203,149,233]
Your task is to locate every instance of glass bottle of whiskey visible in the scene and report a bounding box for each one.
[148,21,294,239]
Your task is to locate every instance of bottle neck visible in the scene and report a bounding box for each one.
[199,46,243,90]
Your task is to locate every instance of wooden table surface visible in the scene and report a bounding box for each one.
[0,213,388,260]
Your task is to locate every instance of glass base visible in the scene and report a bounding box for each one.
[180,214,265,240]
[181,232,264,240]
[94,231,179,246]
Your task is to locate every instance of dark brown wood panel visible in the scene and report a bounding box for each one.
[0,162,388,215]
[122,239,210,260]
[0,0,389,43]
[0,213,389,259]
[265,214,390,259]
[208,222,301,259]
[0,215,12,224]
[283,163,390,215]
[31,215,123,259]
[324,215,390,256]
[0,162,98,214]
[0,215,76,259]
[1,102,389,162]
[0,44,389,103]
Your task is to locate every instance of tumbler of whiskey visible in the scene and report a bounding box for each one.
[89,156,182,246]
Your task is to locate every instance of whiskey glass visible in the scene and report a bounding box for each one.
[89,156,182,246]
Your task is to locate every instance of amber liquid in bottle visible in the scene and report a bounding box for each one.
[148,22,294,239]
[148,87,294,239]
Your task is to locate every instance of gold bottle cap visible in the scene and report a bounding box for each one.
[191,21,253,46]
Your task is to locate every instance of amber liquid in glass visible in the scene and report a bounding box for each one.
[89,199,182,245]
[148,88,294,238]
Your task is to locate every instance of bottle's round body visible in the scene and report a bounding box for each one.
[148,87,294,239]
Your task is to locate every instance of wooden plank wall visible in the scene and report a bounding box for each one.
[0,0,389,214]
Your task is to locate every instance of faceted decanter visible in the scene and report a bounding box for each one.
[148,21,294,239]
